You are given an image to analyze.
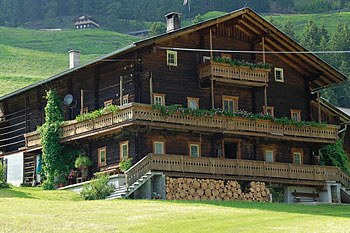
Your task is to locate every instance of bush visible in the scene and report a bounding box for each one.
[42,178,55,190]
[269,187,284,203]
[75,156,93,169]
[0,162,8,188]
[119,158,133,172]
[320,137,350,174]
[80,174,114,200]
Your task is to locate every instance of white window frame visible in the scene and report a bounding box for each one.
[122,95,129,105]
[154,141,165,154]
[187,97,199,110]
[153,93,165,106]
[189,143,200,157]
[274,68,284,82]
[119,141,129,160]
[265,150,274,163]
[203,56,211,63]
[293,152,302,165]
[167,50,177,66]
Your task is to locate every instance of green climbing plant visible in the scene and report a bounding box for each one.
[39,90,78,189]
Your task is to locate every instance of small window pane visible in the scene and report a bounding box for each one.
[229,101,234,112]
[190,145,199,157]
[155,96,163,105]
[189,100,197,109]
[100,150,106,164]
[292,112,300,121]
[294,153,301,164]
[266,150,274,162]
[122,144,128,158]
[154,142,164,154]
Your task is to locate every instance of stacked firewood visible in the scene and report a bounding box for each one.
[165,177,271,202]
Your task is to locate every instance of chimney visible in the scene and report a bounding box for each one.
[69,50,80,69]
[165,12,181,33]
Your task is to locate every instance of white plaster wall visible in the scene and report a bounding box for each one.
[4,152,23,186]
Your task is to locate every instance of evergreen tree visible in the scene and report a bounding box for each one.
[282,20,297,41]
[149,22,166,37]
[301,20,320,51]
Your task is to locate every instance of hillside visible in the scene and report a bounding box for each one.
[0,27,138,97]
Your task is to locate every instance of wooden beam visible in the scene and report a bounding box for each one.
[262,36,266,64]
[149,72,153,105]
[264,44,308,76]
[80,89,84,115]
[120,75,123,106]
[209,28,213,60]
[317,92,322,124]
[243,13,344,83]
[234,24,253,37]
[211,77,266,87]
[211,79,215,109]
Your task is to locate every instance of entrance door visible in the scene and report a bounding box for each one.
[224,142,238,159]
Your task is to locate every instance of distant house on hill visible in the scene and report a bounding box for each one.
[74,14,100,29]
[127,29,150,38]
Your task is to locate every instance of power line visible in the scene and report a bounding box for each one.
[158,47,350,54]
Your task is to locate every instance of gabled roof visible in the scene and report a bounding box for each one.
[319,97,350,123]
[0,8,347,102]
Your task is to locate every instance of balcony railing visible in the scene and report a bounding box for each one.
[198,61,270,85]
[126,154,350,188]
[25,103,339,148]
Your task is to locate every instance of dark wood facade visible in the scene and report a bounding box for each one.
[0,8,347,186]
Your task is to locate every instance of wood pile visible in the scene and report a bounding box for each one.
[165,177,271,202]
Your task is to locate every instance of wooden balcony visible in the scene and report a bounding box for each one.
[24,103,339,149]
[125,154,350,188]
[198,61,270,87]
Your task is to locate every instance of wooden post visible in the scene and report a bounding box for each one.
[80,89,84,115]
[25,93,29,134]
[120,75,123,106]
[262,36,266,64]
[317,92,321,123]
[264,86,268,113]
[210,28,213,60]
[149,72,153,105]
[211,79,215,109]
[262,37,267,113]
[210,28,214,109]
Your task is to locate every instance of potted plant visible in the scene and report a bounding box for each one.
[75,156,92,179]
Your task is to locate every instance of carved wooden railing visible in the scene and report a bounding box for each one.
[25,103,339,148]
[125,153,350,188]
[198,61,270,83]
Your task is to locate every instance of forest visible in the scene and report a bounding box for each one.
[1,0,350,29]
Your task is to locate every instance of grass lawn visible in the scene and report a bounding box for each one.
[0,186,349,232]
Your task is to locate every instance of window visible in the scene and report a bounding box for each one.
[292,148,303,165]
[153,141,165,154]
[153,93,165,106]
[98,147,107,167]
[104,99,113,107]
[274,68,284,82]
[187,97,199,110]
[222,96,238,113]
[119,141,129,160]
[122,95,129,105]
[265,150,274,162]
[263,106,274,116]
[167,50,177,66]
[291,110,301,121]
[189,143,200,157]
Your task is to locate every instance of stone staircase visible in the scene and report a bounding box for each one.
[340,187,350,203]
[106,171,159,200]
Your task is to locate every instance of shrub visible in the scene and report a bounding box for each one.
[119,158,133,172]
[42,178,55,190]
[0,162,8,188]
[269,187,284,203]
[75,156,93,169]
[80,174,114,200]
[320,137,350,174]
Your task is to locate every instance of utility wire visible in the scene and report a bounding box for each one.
[158,47,350,54]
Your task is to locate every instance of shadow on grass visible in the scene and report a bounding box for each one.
[0,186,35,199]
[165,200,350,218]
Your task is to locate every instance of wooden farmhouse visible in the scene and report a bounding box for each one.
[1,8,350,203]
[74,14,100,29]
